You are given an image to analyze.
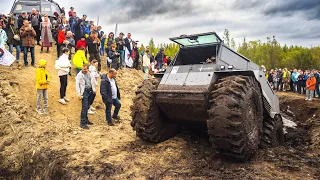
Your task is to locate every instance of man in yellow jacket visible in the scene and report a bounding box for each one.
[36,59,51,114]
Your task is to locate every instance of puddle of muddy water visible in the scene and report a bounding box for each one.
[281,113,297,133]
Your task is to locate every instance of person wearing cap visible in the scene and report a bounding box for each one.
[115,32,125,68]
[73,46,88,74]
[87,31,102,71]
[36,59,51,115]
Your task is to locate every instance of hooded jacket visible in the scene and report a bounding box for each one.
[72,49,88,69]
[306,75,316,90]
[100,74,120,104]
[36,60,51,89]
[76,39,86,50]
[58,30,66,44]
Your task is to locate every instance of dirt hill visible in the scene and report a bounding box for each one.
[0,46,319,179]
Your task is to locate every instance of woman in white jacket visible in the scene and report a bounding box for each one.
[55,48,71,105]
[143,50,151,80]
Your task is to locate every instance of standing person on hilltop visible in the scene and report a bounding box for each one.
[36,59,51,115]
[28,8,42,45]
[291,69,299,93]
[0,22,7,48]
[105,32,116,56]
[87,31,101,71]
[282,68,291,91]
[73,46,88,74]
[55,48,72,105]
[100,31,106,56]
[64,31,75,60]
[124,33,133,56]
[143,50,151,79]
[68,7,75,18]
[74,15,86,45]
[88,59,100,115]
[115,32,125,67]
[314,70,320,98]
[59,17,71,32]
[61,7,66,15]
[20,20,36,67]
[6,14,20,62]
[297,71,304,94]
[108,44,120,70]
[133,42,140,69]
[306,72,316,101]
[155,48,165,69]
[17,11,28,30]
[40,14,53,53]
[76,64,96,129]
[69,12,78,34]
[100,69,121,126]
[57,29,66,58]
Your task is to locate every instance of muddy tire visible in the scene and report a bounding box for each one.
[207,75,263,161]
[130,79,179,143]
[260,115,284,148]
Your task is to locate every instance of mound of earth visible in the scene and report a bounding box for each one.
[0,46,320,179]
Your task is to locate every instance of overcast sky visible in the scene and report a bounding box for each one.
[1,0,319,47]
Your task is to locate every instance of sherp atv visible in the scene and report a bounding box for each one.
[131,32,284,161]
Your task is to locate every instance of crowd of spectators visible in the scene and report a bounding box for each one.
[266,68,319,101]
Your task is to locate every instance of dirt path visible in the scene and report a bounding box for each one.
[0,46,320,179]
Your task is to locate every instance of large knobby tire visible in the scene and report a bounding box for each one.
[260,114,284,148]
[207,75,263,161]
[130,79,179,143]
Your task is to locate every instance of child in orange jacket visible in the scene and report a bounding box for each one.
[306,73,316,101]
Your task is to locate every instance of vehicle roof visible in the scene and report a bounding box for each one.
[169,32,223,47]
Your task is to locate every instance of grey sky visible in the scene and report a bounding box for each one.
[1,0,319,47]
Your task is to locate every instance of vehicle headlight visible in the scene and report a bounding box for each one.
[228,65,233,70]
[220,65,225,70]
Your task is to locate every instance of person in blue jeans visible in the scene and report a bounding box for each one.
[76,64,96,129]
[20,20,36,66]
[100,69,121,126]
[6,15,21,62]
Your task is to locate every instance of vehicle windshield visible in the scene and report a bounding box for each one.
[13,3,40,14]
[171,33,221,47]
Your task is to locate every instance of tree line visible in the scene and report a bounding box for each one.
[141,30,319,71]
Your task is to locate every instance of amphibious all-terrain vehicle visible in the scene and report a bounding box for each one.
[131,32,284,161]
[10,0,62,23]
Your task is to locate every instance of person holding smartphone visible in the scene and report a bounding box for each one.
[20,20,36,67]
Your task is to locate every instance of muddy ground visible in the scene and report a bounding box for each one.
[0,46,320,179]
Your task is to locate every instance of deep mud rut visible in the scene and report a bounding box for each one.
[0,46,320,179]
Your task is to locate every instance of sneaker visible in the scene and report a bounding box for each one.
[308,99,312,101]
[43,109,48,115]
[305,98,308,101]
[80,124,89,129]
[112,116,120,120]
[36,109,43,115]
[64,97,70,102]
[108,122,115,126]
[59,99,67,105]
[86,120,94,125]
[90,106,96,111]
[88,109,95,115]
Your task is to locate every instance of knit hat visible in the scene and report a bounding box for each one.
[309,73,314,77]
[39,59,47,67]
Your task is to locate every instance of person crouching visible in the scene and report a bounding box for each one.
[36,59,51,114]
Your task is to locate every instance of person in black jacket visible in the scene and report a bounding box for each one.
[132,42,139,69]
[155,48,164,69]
[74,17,84,45]
[17,11,28,30]
[100,69,121,126]
[124,33,133,55]
[6,15,21,62]
[108,44,120,70]
[28,8,42,45]
[86,31,102,71]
